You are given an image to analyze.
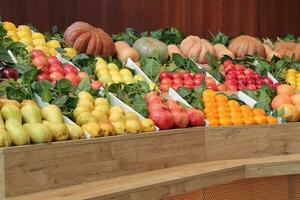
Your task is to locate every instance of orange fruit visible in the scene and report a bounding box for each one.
[230,111,243,118]
[215,94,228,103]
[252,108,266,116]
[271,94,292,109]
[203,96,215,103]
[203,89,216,98]
[219,117,232,126]
[242,110,254,117]
[232,117,244,125]
[204,101,217,108]
[240,105,252,111]
[217,106,230,113]
[254,115,267,124]
[204,107,218,114]
[218,112,230,118]
[207,118,219,126]
[229,106,241,112]
[276,84,295,96]
[228,100,240,107]
[243,116,255,125]
[266,116,277,124]
[206,112,219,119]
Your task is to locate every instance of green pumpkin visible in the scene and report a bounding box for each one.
[133,37,168,62]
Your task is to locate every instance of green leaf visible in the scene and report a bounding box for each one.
[6,86,28,102]
[150,27,185,45]
[191,98,204,111]
[176,87,192,98]
[131,95,148,117]
[172,53,186,68]
[138,80,150,93]
[52,95,69,106]
[22,67,38,84]
[194,85,207,97]
[140,57,160,82]
[56,79,73,94]
[209,32,230,46]
[32,81,53,102]
[242,89,259,101]
[77,77,91,92]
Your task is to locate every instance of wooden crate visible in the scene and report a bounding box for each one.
[1,123,300,198]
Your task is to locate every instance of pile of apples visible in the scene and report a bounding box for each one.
[73,91,156,135]
[31,50,101,88]
[144,91,205,130]
[223,60,276,91]
[159,70,222,92]
[2,22,77,58]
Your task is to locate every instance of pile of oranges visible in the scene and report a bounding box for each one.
[202,90,277,126]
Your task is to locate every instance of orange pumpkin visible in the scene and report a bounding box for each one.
[273,41,296,58]
[213,43,234,59]
[263,44,281,61]
[64,21,115,58]
[228,35,266,58]
[295,43,300,61]
[180,36,215,63]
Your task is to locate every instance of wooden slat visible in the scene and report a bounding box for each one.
[1,123,300,197]
[7,154,300,200]
[0,152,4,199]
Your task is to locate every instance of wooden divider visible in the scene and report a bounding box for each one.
[1,123,300,198]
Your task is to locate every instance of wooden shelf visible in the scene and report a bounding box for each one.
[7,154,300,200]
[1,123,300,198]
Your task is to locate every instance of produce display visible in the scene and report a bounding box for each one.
[1,18,300,148]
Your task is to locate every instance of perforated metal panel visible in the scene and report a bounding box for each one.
[164,175,300,200]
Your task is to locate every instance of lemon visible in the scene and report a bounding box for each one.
[287,69,297,74]
[134,74,146,82]
[34,46,50,56]
[96,57,107,65]
[109,70,120,76]
[64,48,77,58]
[3,21,16,31]
[11,36,19,42]
[6,30,18,37]
[32,38,46,47]
[49,48,57,56]
[47,40,61,48]
[26,45,34,52]
[32,32,45,40]
[17,25,31,31]
[19,37,33,46]
[17,31,32,38]
[119,69,133,77]
[296,74,300,78]
[95,62,108,73]
[107,63,119,71]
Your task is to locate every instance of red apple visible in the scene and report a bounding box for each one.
[48,56,60,65]
[173,77,183,85]
[223,59,233,67]
[171,71,183,80]
[244,68,254,76]
[160,77,173,86]
[166,99,183,111]
[207,83,218,91]
[91,80,102,90]
[40,67,50,74]
[37,73,50,81]
[148,102,168,113]
[182,71,193,79]
[194,73,205,81]
[172,83,183,90]
[194,79,202,86]
[49,63,64,74]
[64,64,78,75]
[78,71,90,80]
[49,72,64,81]
[217,84,227,91]
[31,50,46,59]
[65,72,80,85]
[31,56,49,69]
[225,79,237,86]
[205,77,216,85]
[227,85,238,91]
[171,110,189,128]
[186,108,205,126]
[247,84,257,91]
[149,110,174,130]
[235,64,244,71]
[224,63,235,72]
[160,83,170,92]
[144,91,159,103]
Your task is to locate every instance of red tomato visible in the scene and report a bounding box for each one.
[184,84,194,90]
[160,83,170,92]
[227,85,238,91]
[49,63,64,74]
[159,70,171,80]
[223,59,233,67]
[63,64,78,75]
[225,79,237,86]
[224,63,235,72]
[40,67,50,74]
[173,78,183,85]
[193,79,202,86]
[91,80,102,90]
[184,78,194,86]
[172,83,183,90]
[160,78,173,86]
[244,68,254,76]
[234,64,244,71]
[182,71,193,80]
[247,84,257,91]
[49,72,64,81]
[194,73,205,81]
[65,72,80,86]
[206,83,218,91]
[171,71,183,80]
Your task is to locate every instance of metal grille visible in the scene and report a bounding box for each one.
[164,175,300,200]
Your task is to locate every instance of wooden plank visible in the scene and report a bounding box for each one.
[0,152,4,199]
[7,154,300,200]
[1,123,300,197]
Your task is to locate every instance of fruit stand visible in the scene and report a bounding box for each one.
[1,5,300,199]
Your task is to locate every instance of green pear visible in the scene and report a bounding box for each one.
[42,105,63,123]
[5,119,30,146]
[0,129,12,147]
[65,124,84,140]
[21,104,42,123]
[1,104,22,123]
[23,123,52,143]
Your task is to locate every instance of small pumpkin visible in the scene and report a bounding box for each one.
[180,36,215,63]
[228,35,266,58]
[133,37,168,62]
[263,44,281,61]
[115,41,139,62]
[273,40,296,58]
[213,43,234,59]
[295,43,300,61]
[64,21,115,58]
[167,44,182,59]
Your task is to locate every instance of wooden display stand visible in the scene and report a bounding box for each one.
[1,123,300,199]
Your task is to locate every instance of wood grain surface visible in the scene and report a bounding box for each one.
[1,123,300,198]
[6,154,300,200]
[0,0,299,38]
